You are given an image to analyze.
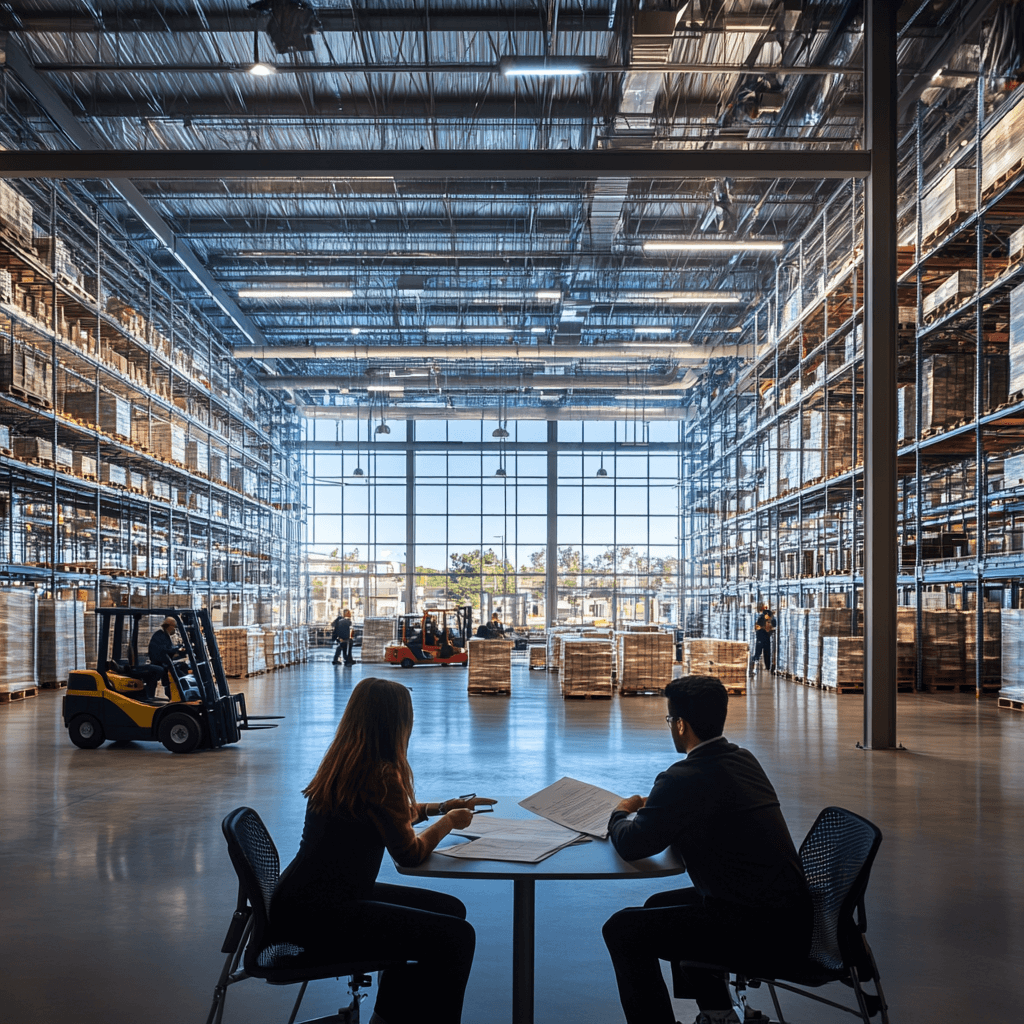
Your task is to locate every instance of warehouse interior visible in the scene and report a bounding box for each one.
[1,2,1024,1023]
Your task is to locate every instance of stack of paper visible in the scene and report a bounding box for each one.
[518,777,625,839]
[439,817,585,864]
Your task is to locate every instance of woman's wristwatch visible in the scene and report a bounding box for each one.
[438,800,451,815]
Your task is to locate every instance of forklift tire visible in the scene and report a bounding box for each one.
[400,658,414,669]
[69,714,105,749]
[159,712,202,754]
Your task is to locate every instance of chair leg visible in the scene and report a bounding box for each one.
[766,983,789,1024]
[286,981,309,1024]
[205,918,252,1024]
[848,967,873,1024]
[862,936,891,1024]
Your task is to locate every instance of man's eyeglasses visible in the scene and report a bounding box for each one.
[665,716,681,724]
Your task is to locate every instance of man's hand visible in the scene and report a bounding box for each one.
[614,795,646,814]
[445,808,474,830]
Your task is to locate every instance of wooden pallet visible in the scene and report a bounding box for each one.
[468,686,511,696]
[39,679,67,690]
[620,688,666,697]
[983,158,1024,200]
[724,686,748,696]
[922,294,972,325]
[563,692,613,700]
[4,383,54,408]
[921,212,967,251]
[0,686,39,703]
[821,685,864,695]
[998,695,1024,712]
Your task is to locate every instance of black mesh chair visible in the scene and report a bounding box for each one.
[206,807,402,1024]
[677,806,890,1024]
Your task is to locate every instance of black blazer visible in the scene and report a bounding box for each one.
[608,736,807,909]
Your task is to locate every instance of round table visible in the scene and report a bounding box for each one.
[396,806,685,1024]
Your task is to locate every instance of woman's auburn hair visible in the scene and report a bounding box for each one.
[303,677,415,816]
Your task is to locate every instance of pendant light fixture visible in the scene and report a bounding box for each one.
[596,452,609,478]
[249,31,276,76]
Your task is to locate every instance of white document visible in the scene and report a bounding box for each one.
[436,833,579,864]
[518,776,625,839]
[451,816,585,842]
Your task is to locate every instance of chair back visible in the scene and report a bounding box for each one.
[799,806,882,974]
[221,807,281,970]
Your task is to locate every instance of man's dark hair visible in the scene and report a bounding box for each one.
[664,675,729,742]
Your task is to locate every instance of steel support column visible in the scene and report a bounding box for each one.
[863,0,899,749]
[405,421,416,616]
[545,421,558,627]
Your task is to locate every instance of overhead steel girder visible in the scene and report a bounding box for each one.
[258,368,681,390]
[235,342,755,362]
[301,440,696,452]
[300,404,699,422]
[0,150,871,181]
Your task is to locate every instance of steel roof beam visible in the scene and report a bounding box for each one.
[0,150,870,180]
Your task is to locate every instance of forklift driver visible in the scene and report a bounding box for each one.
[406,628,434,662]
[144,617,186,699]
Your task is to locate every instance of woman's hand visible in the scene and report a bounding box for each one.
[445,808,474,830]
[614,794,646,814]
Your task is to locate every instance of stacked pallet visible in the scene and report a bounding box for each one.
[616,630,674,694]
[820,637,864,692]
[360,617,396,663]
[686,639,748,693]
[263,628,282,670]
[37,599,86,686]
[920,354,974,432]
[783,609,808,681]
[625,624,661,633]
[1000,610,1024,691]
[922,611,965,688]
[560,638,613,698]
[546,628,580,673]
[216,628,266,677]
[981,97,1024,196]
[467,638,513,694]
[921,166,975,241]
[805,609,853,687]
[1012,281,1024,396]
[0,589,38,697]
[964,610,1001,686]
[897,608,917,689]
[529,644,547,670]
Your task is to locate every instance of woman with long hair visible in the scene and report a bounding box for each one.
[271,676,494,1024]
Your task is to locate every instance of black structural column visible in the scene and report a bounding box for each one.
[864,0,898,749]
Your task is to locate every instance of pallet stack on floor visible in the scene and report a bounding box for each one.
[528,644,547,670]
[216,627,266,678]
[685,639,748,694]
[38,598,86,688]
[1000,610,1024,708]
[560,638,613,698]
[616,630,675,695]
[360,617,397,663]
[467,638,513,695]
[0,589,38,702]
[820,637,864,692]
[546,627,580,673]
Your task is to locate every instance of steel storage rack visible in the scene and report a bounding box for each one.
[0,177,304,630]
[681,74,1024,697]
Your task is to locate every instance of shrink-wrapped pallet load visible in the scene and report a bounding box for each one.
[216,627,266,677]
[920,354,974,433]
[559,638,613,698]
[360,617,397,663]
[546,627,580,673]
[0,589,38,696]
[685,638,747,693]
[616,630,674,694]
[920,166,975,242]
[1010,282,1024,397]
[922,269,977,323]
[529,644,546,670]
[922,611,965,687]
[964,610,1001,687]
[820,637,864,692]
[1000,609,1024,691]
[37,599,86,686]
[982,98,1024,196]
[62,392,131,438]
[467,638,512,694]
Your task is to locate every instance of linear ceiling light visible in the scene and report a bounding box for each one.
[535,290,562,301]
[426,326,513,334]
[633,327,673,334]
[366,385,404,392]
[498,56,590,77]
[665,292,743,305]
[613,394,681,401]
[530,327,547,333]
[643,239,785,253]
[238,287,353,298]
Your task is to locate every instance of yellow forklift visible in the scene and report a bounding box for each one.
[384,605,472,668]
[62,607,278,753]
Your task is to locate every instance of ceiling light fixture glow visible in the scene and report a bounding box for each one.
[633,326,673,334]
[426,326,513,334]
[665,292,744,305]
[498,56,589,77]
[238,287,354,298]
[367,385,404,392]
[249,30,276,76]
[643,239,785,253]
[530,326,547,333]
[535,290,562,301]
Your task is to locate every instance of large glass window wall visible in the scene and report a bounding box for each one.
[303,417,684,629]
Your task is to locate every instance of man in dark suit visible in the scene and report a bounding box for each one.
[331,609,354,665]
[602,676,811,1024]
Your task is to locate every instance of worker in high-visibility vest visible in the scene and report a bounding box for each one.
[752,603,775,672]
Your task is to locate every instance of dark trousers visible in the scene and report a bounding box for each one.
[602,887,811,1024]
[281,883,474,1024]
[752,632,773,670]
[333,639,353,664]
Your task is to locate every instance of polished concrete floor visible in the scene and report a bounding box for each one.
[2,655,1022,1024]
